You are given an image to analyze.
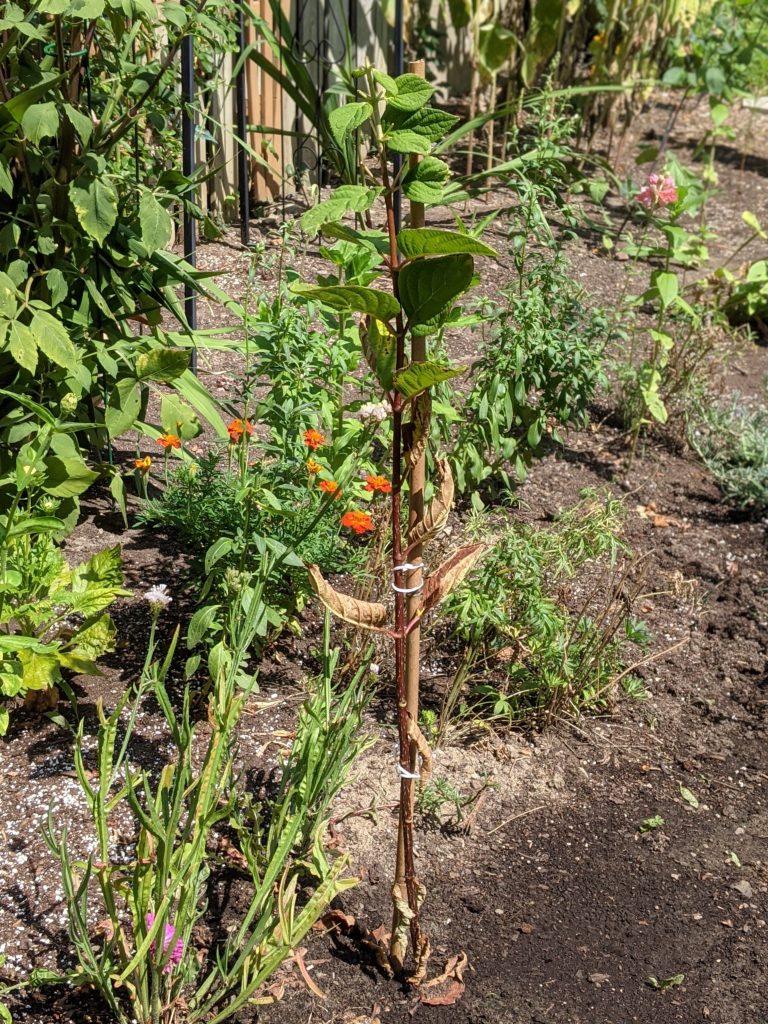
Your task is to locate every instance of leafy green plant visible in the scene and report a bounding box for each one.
[688,391,768,512]
[0,534,128,732]
[45,581,369,1024]
[435,491,650,736]
[447,259,610,501]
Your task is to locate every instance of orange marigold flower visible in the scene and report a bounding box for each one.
[227,418,254,443]
[364,474,392,494]
[341,510,374,535]
[134,455,152,474]
[303,428,325,450]
[319,480,340,494]
[157,434,181,450]
[306,458,322,474]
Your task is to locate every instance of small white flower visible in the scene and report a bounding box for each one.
[144,584,172,608]
[369,663,380,676]
[358,402,388,424]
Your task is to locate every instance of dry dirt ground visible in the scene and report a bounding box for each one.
[2,96,768,1024]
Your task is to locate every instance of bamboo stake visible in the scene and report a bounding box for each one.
[391,56,427,975]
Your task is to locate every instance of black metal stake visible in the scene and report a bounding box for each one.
[236,0,250,246]
[181,31,198,372]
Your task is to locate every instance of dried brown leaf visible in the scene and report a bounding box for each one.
[407,716,433,789]
[307,565,390,632]
[418,952,468,1006]
[406,391,431,471]
[420,543,485,617]
[293,948,326,999]
[408,458,454,549]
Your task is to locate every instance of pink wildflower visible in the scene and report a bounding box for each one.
[146,912,184,973]
[637,174,678,210]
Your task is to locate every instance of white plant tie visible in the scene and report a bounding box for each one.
[391,561,427,595]
[397,764,420,780]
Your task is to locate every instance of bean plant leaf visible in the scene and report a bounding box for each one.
[7,321,37,374]
[30,310,78,367]
[398,228,497,259]
[42,456,99,497]
[408,458,454,547]
[328,101,372,149]
[69,174,118,245]
[136,347,189,381]
[402,157,451,205]
[360,315,396,391]
[385,74,434,113]
[139,191,173,251]
[398,253,474,325]
[105,379,141,439]
[419,543,485,617]
[21,102,59,145]
[300,185,379,236]
[307,565,390,632]
[290,282,399,321]
[393,360,466,398]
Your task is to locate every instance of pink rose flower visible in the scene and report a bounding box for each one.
[146,912,184,973]
[637,173,678,210]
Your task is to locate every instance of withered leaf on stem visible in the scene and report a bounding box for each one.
[408,458,454,548]
[405,390,431,471]
[307,565,390,632]
[419,543,485,617]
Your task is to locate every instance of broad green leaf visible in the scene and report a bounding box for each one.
[300,184,379,236]
[385,74,434,113]
[398,253,473,325]
[46,267,67,305]
[0,272,16,316]
[386,129,432,155]
[290,282,399,321]
[139,191,173,251]
[328,101,372,149]
[160,393,201,439]
[446,0,470,27]
[69,174,118,245]
[361,315,396,391]
[398,227,497,259]
[70,613,116,660]
[64,103,93,144]
[387,106,460,142]
[402,156,451,205]
[21,102,59,145]
[30,310,78,368]
[373,70,397,95]
[17,648,60,690]
[43,456,98,497]
[2,72,64,125]
[136,347,189,381]
[70,0,106,16]
[393,360,466,398]
[652,270,678,309]
[7,320,37,373]
[105,379,141,439]
[37,0,70,11]
[478,22,517,74]
[174,370,229,438]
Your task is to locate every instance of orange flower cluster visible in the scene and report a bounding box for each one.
[364,474,392,494]
[227,418,254,443]
[134,455,152,474]
[303,428,325,450]
[319,480,341,496]
[341,510,374,535]
[306,458,322,474]
[157,434,181,450]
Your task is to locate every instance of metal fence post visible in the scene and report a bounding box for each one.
[181,29,198,371]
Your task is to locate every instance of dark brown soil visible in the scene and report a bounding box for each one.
[2,95,768,1024]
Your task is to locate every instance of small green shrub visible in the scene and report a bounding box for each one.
[688,392,768,511]
[434,491,650,736]
[447,260,610,501]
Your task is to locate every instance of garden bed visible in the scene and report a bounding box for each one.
[2,95,768,1024]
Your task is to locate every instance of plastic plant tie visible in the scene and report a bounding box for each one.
[391,560,426,594]
[397,764,420,780]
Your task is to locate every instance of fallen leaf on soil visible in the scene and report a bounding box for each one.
[679,784,700,809]
[732,880,753,899]
[418,952,468,1007]
[721,919,733,927]
[316,909,356,933]
[588,973,610,987]
[292,947,326,999]
[648,973,684,991]
[517,922,534,934]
